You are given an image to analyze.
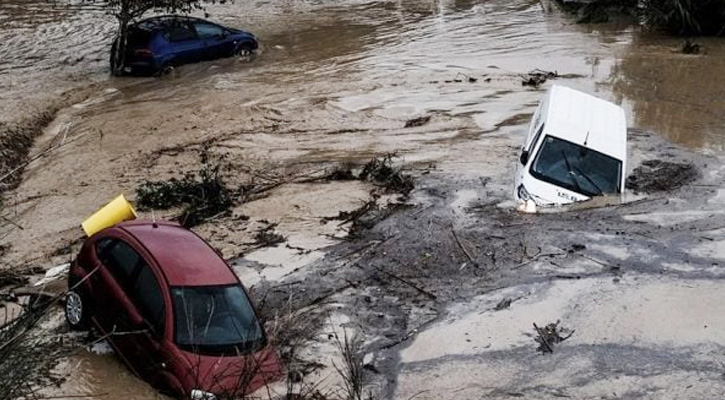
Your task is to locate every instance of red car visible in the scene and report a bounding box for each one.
[65,220,282,399]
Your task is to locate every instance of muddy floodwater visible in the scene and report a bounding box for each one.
[3,0,725,399]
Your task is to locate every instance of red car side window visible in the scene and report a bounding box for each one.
[97,239,140,290]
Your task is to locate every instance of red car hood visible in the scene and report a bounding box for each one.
[180,346,283,396]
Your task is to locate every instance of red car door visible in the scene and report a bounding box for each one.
[121,255,172,387]
[92,238,148,374]
[93,238,167,382]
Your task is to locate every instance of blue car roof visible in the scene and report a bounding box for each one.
[134,15,215,31]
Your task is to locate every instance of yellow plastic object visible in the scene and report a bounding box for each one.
[81,194,138,237]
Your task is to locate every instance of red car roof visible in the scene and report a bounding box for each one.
[118,220,238,287]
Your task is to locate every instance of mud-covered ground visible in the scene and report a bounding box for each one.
[3,0,725,399]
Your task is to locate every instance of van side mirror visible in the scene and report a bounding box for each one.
[520,150,529,165]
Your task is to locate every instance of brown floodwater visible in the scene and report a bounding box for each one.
[3,0,725,398]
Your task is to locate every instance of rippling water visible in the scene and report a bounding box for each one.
[3,0,725,149]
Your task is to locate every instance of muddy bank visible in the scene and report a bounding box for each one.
[0,88,100,197]
[238,129,724,398]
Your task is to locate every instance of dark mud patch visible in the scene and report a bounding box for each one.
[626,159,699,193]
[0,111,55,193]
[495,113,534,129]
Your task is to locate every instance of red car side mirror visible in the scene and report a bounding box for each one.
[127,305,145,327]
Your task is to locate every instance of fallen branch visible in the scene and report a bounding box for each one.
[533,323,553,353]
[514,252,566,269]
[450,224,475,263]
[374,266,437,300]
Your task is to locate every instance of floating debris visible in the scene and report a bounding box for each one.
[522,69,558,87]
[681,40,702,54]
[405,115,432,128]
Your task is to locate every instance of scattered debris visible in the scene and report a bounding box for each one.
[136,149,234,227]
[324,198,408,239]
[0,269,29,289]
[360,154,415,196]
[533,320,574,354]
[522,69,558,87]
[451,224,476,265]
[681,39,701,54]
[49,237,85,257]
[332,330,366,400]
[251,223,286,248]
[325,199,378,225]
[626,160,699,193]
[404,115,432,128]
[443,72,479,84]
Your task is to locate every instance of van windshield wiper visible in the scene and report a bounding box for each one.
[561,150,584,194]
[572,166,603,196]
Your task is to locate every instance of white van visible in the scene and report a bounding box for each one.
[514,85,627,207]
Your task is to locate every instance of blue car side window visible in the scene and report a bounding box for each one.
[166,23,196,42]
[195,23,224,40]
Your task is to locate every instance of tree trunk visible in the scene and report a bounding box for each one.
[112,16,131,76]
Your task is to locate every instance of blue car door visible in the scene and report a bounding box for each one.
[194,22,232,59]
[165,21,203,64]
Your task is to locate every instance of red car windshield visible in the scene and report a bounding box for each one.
[171,284,264,355]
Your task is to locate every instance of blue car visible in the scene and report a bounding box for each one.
[111,15,258,75]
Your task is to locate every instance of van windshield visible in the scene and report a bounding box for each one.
[530,135,622,197]
[171,285,264,355]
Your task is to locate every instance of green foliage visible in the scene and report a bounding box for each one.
[641,0,725,35]
[97,0,223,21]
[136,151,234,227]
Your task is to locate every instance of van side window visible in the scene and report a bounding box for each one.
[528,124,545,153]
[130,264,166,334]
[98,239,141,290]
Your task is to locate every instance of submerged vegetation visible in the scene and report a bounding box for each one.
[641,0,725,35]
[136,149,234,227]
[557,0,725,36]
